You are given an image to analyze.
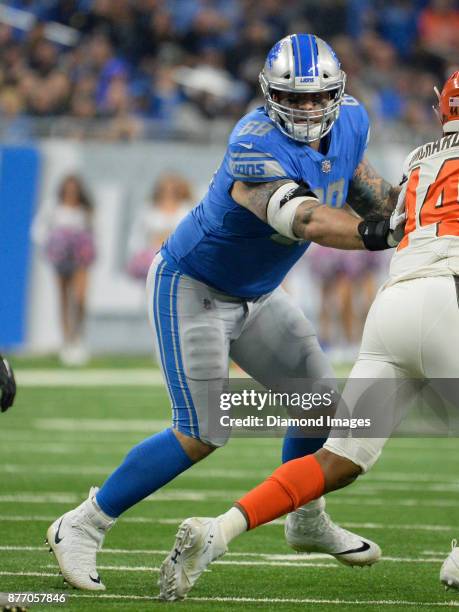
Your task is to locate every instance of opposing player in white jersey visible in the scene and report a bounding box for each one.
[160,71,459,599]
[45,34,401,593]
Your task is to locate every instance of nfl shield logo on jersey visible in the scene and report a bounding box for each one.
[321,160,332,173]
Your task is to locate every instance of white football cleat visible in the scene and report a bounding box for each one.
[285,497,381,566]
[46,487,115,590]
[440,539,459,590]
[159,517,227,601]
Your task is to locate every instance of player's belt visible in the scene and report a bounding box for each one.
[210,287,266,304]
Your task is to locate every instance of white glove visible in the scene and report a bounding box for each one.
[388,178,407,246]
[390,178,407,232]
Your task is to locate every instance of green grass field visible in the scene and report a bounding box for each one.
[1,361,459,611]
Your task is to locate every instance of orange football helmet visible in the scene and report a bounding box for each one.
[434,71,459,131]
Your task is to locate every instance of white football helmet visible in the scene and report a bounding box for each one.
[259,34,346,143]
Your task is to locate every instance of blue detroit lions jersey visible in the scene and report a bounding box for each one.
[162,98,369,298]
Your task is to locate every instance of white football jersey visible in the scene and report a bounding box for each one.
[387,130,459,286]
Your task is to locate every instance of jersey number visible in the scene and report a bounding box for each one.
[314,179,346,208]
[399,158,459,249]
[237,121,274,137]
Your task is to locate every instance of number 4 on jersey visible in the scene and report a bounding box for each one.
[398,158,459,249]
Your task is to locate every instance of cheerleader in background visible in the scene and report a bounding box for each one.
[126,173,192,281]
[33,175,96,365]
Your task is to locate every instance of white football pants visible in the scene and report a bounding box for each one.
[324,274,459,471]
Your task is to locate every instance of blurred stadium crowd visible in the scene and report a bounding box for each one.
[3,0,459,361]
[0,0,458,142]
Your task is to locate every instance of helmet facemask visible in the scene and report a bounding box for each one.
[260,73,346,143]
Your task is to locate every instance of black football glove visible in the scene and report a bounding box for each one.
[358,214,399,251]
[0,355,16,412]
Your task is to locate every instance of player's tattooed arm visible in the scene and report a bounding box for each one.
[231,178,392,250]
[232,179,364,249]
[292,200,364,249]
[348,158,401,219]
[230,179,292,222]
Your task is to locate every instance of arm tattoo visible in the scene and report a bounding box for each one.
[232,179,292,221]
[348,159,400,219]
[291,200,320,238]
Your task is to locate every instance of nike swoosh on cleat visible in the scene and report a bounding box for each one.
[54,518,64,544]
[89,573,101,584]
[334,541,371,556]
[238,142,253,149]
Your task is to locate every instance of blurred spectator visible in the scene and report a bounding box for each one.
[32,174,96,365]
[418,0,459,62]
[84,33,129,110]
[147,66,185,124]
[376,0,420,59]
[0,0,450,142]
[127,172,192,280]
[0,86,32,141]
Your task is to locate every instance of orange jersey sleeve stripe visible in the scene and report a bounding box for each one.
[398,167,420,251]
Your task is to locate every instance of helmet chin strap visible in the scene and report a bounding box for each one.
[290,122,322,142]
[270,91,339,144]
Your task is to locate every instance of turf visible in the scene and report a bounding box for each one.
[1,366,459,611]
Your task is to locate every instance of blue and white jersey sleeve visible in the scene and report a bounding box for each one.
[226,109,297,183]
[227,142,289,183]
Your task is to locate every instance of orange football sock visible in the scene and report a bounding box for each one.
[236,454,325,529]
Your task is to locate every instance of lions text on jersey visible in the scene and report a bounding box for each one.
[162,99,369,298]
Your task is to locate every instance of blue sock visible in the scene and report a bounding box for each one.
[282,429,326,463]
[96,428,193,518]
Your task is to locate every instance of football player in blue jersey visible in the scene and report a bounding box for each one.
[46,34,400,593]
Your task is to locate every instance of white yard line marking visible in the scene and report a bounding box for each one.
[0,446,125,455]
[33,418,169,432]
[0,571,56,577]
[354,483,459,493]
[190,598,459,606]
[0,490,242,503]
[343,522,454,532]
[381,557,445,563]
[1,462,458,489]
[0,465,111,475]
[1,487,458,508]
[330,497,459,508]
[66,593,459,607]
[368,472,458,483]
[16,368,250,387]
[1,545,447,564]
[44,560,335,571]
[0,511,454,533]
[0,515,171,523]
[0,494,81,503]
[16,369,164,387]
[147,518,454,532]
